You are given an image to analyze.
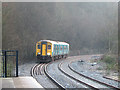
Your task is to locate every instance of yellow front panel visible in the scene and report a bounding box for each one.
[36,42,41,56]
[42,44,46,56]
[47,42,52,56]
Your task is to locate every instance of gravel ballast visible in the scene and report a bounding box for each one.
[47,59,88,88]
[70,60,119,88]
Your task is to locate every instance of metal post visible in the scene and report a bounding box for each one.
[4,51,7,77]
[16,51,18,77]
[2,52,4,77]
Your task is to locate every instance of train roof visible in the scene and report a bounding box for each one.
[39,40,69,45]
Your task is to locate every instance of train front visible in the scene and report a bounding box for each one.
[36,40,52,62]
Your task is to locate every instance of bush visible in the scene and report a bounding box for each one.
[102,55,115,64]
[102,55,118,71]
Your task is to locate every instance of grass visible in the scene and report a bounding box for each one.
[96,67,103,70]
[99,54,119,78]
[0,67,1,76]
[90,54,120,80]
[90,54,119,80]
[0,60,15,77]
[101,55,118,71]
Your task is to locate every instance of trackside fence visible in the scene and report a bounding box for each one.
[0,50,18,77]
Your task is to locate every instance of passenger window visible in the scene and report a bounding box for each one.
[64,46,66,49]
[38,45,41,49]
[61,46,62,50]
[48,45,51,49]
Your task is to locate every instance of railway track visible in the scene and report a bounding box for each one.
[58,60,119,89]
[31,63,45,77]
[103,75,120,82]
[68,61,120,89]
[68,62,119,89]
[44,63,65,89]
[58,62,97,89]
[31,56,119,89]
[31,62,65,89]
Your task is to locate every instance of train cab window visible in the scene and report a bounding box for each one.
[38,45,41,49]
[48,45,51,49]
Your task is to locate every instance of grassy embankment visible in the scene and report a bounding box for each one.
[98,54,119,80]
[102,55,119,80]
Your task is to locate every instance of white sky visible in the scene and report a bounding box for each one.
[1,0,120,2]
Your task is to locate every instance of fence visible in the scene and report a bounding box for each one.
[0,50,18,77]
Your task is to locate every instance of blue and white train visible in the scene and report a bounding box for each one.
[36,40,69,62]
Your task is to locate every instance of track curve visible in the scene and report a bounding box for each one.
[31,55,119,89]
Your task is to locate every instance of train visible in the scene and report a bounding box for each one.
[36,40,69,62]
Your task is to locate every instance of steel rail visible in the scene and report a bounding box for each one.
[31,63,46,76]
[44,63,65,89]
[31,63,38,77]
[68,61,120,89]
[31,61,65,89]
[58,62,97,89]
[103,75,120,82]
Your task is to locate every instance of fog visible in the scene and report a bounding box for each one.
[2,2,118,62]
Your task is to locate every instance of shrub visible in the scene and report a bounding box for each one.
[102,55,118,71]
[102,55,115,64]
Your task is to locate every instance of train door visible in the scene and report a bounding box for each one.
[42,44,46,56]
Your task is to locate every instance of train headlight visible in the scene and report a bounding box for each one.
[38,52,41,55]
[47,53,50,55]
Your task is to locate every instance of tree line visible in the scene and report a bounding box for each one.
[2,2,118,63]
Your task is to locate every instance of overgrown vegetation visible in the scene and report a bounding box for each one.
[91,54,119,80]
[99,54,119,80]
[102,55,118,71]
[0,55,15,77]
[0,60,15,77]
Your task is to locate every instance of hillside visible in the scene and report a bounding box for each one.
[2,2,118,63]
